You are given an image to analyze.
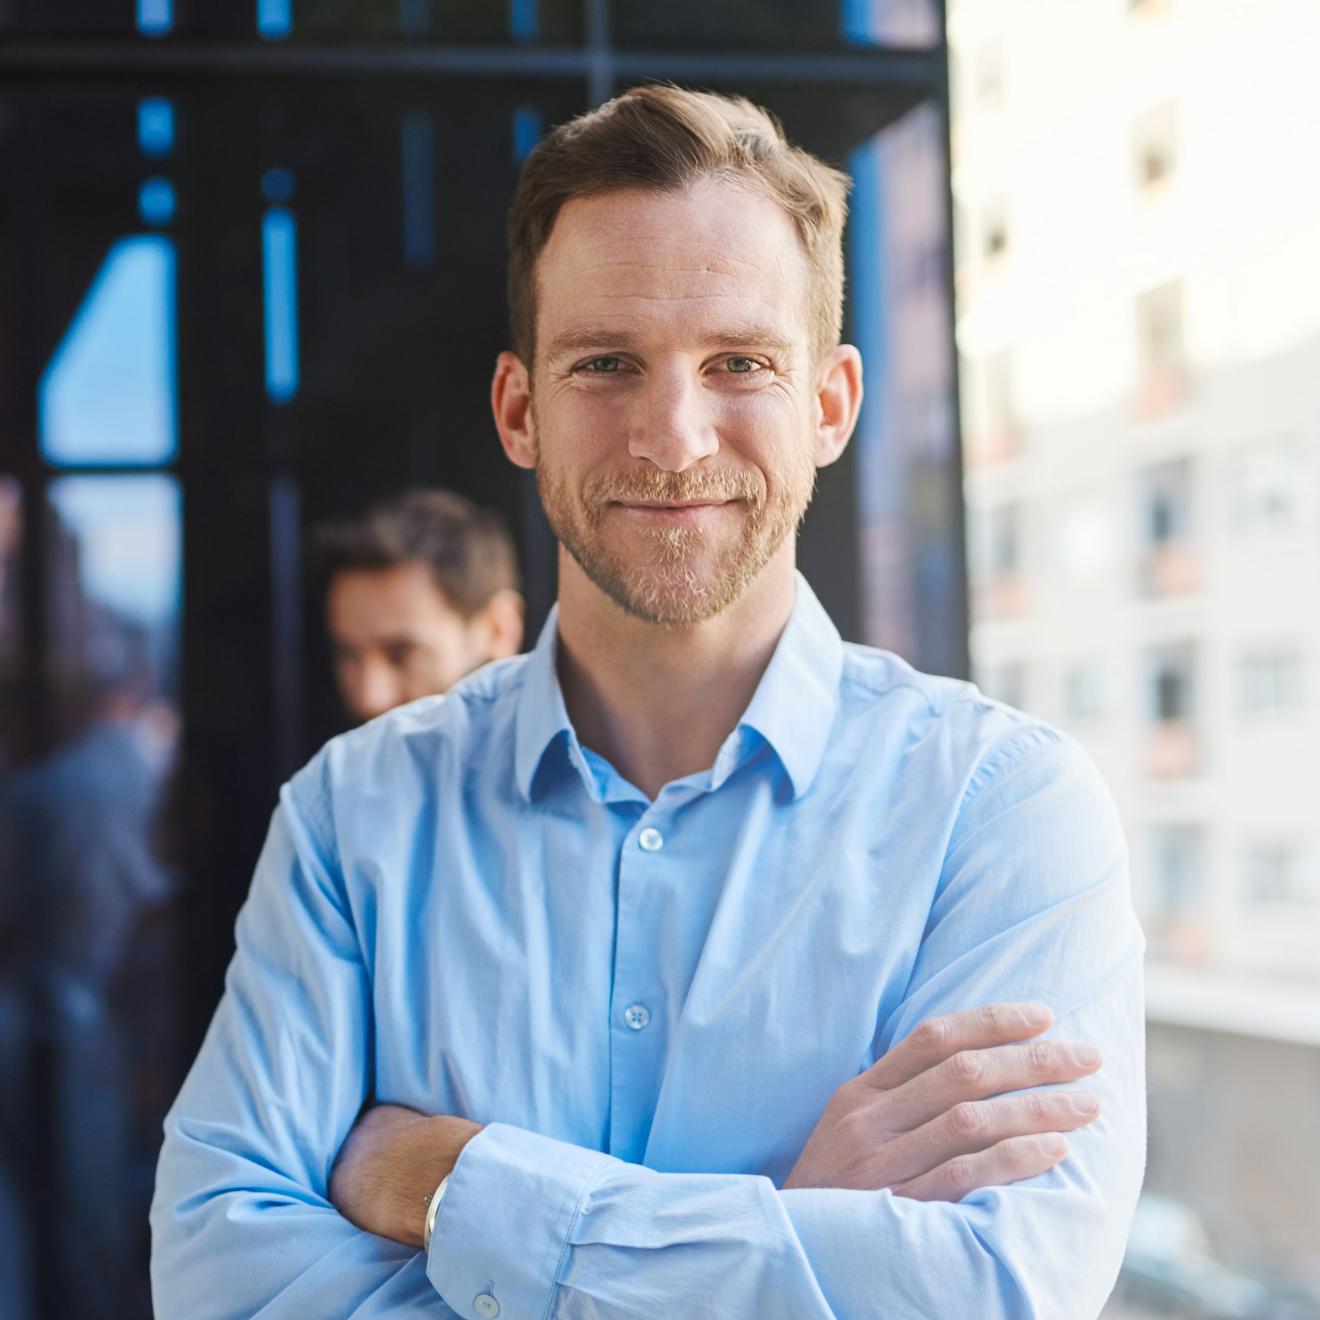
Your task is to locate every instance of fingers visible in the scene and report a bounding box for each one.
[870,1089,1099,1189]
[892,1133,1070,1203]
[878,1037,1102,1133]
[860,1003,1055,1092]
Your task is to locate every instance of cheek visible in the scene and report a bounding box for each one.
[544,392,628,462]
[716,393,814,472]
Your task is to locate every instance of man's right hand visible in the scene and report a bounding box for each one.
[782,1003,1101,1202]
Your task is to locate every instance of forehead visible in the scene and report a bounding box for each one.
[535,178,811,349]
[326,562,461,635]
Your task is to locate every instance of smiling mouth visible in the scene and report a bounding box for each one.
[612,499,735,510]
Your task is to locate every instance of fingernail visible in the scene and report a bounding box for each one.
[1022,1004,1052,1025]
[1072,1045,1101,1067]
[1069,1092,1100,1115]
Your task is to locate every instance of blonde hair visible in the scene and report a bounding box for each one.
[506,83,851,364]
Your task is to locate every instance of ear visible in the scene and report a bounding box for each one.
[492,350,536,470]
[479,588,526,659]
[812,344,864,469]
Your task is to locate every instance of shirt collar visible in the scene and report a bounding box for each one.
[514,572,843,803]
[729,573,842,800]
[513,601,577,802]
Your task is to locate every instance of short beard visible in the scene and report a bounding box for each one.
[536,456,817,628]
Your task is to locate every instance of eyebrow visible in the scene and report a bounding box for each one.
[545,324,798,358]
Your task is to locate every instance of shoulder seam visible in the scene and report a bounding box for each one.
[959,723,1067,813]
[840,660,1025,726]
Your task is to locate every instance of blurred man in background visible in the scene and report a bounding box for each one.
[316,489,524,723]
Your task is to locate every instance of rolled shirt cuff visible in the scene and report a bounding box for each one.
[426,1122,613,1320]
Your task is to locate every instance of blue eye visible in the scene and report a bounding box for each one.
[584,357,620,373]
[726,357,759,374]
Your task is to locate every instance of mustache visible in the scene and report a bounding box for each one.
[585,469,762,509]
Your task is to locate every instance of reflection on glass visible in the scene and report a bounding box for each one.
[47,476,181,644]
[135,0,173,38]
[401,112,437,269]
[258,0,293,41]
[513,102,543,164]
[842,0,940,47]
[138,176,176,228]
[399,0,431,37]
[137,97,175,158]
[38,236,178,468]
[0,474,182,1318]
[0,476,27,1319]
[262,207,301,404]
[615,0,940,50]
[851,104,961,675]
[511,0,539,41]
[0,478,20,707]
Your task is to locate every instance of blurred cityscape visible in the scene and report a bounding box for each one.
[951,0,1320,1314]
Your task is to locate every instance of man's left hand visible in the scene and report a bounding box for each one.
[328,1104,484,1247]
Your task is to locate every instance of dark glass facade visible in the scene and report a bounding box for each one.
[0,6,960,1314]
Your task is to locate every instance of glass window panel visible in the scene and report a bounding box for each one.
[852,103,962,672]
[2,0,582,41]
[46,475,181,664]
[0,474,183,1318]
[38,236,178,467]
[0,478,20,698]
[614,0,940,51]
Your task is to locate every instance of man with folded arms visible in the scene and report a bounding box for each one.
[152,85,1145,1318]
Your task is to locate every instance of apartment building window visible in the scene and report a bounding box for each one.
[1145,642,1198,777]
[1137,459,1199,595]
[1228,438,1308,532]
[1133,102,1177,189]
[1135,279,1186,416]
[1063,661,1108,722]
[1238,648,1306,717]
[1154,661,1191,721]
[1242,841,1313,909]
[977,349,1019,460]
[1142,459,1191,542]
[1150,823,1204,915]
[1146,822,1210,962]
[982,199,1009,260]
[968,500,1028,619]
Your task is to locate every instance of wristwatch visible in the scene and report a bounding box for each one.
[422,1174,451,1253]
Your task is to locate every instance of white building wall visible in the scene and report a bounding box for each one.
[950,0,1320,1014]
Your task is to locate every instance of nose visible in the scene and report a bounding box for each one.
[347,657,402,723]
[627,364,719,471]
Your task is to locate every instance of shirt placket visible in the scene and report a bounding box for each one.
[607,803,678,1164]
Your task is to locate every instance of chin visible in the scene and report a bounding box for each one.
[583,540,773,628]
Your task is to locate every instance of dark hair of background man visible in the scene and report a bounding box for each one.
[315,488,521,617]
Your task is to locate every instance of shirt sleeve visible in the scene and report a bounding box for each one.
[426,726,1146,1320]
[149,768,458,1319]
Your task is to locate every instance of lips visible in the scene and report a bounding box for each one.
[614,500,732,510]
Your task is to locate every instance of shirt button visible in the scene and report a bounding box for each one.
[624,1003,651,1031]
[638,827,664,852]
[473,1294,500,1318]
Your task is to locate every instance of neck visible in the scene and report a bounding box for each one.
[554,545,797,799]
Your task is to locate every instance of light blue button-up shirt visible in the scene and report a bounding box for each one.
[151,576,1146,1319]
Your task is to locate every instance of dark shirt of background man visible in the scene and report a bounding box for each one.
[315,490,525,724]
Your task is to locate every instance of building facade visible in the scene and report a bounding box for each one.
[950,0,1320,1284]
